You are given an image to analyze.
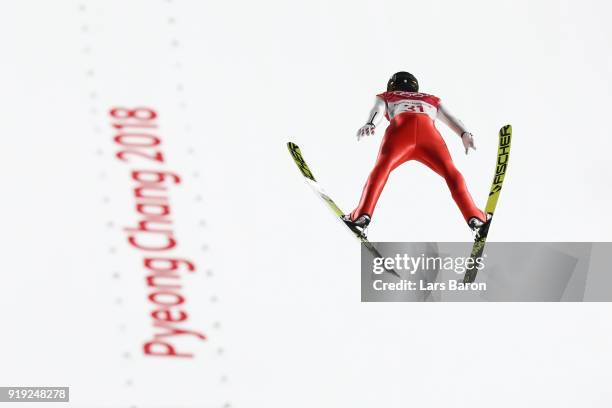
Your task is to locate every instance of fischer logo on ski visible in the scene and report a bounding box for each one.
[490,125,511,195]
[463,125,512,283]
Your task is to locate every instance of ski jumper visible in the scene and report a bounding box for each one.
[351,91,485,223]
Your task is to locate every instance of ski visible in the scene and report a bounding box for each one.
[463,124,512,283]
[287,142,399,278]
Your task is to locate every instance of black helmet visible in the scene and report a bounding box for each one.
[387,71,419,92]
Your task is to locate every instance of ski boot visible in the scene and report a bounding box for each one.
[468,214,492,240]
[341,213,371,239]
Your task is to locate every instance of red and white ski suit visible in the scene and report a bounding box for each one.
[351,91,485,224]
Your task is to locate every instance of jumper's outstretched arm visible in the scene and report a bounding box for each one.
[437,103,468,136]
[357,97,385,141]
[438,103,476,154]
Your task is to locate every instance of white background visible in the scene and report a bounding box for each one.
[1,0,611,407]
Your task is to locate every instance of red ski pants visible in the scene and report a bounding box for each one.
[351,112,485,224]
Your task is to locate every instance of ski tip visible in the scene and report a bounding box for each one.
[287,142,302,158]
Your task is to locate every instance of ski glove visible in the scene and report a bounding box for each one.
[357,123,376,141]
[461,132,476,154]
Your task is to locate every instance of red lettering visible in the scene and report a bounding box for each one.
[143,340,192,358]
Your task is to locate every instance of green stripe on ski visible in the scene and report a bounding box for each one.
[463,124,512,283]
[287,142,316,181]
[287,141,399,277]
[287,142,344,217]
